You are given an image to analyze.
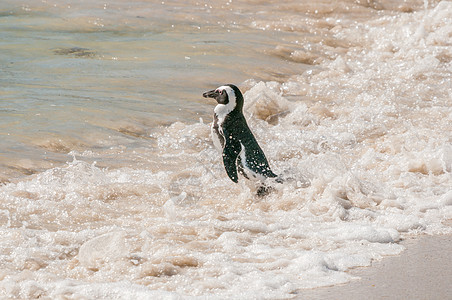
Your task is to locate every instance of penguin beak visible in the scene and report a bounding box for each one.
[203,89,218,99]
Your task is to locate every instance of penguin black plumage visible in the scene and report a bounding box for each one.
[203,84,280,194]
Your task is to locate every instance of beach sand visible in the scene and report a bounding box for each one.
[297,234,452,300]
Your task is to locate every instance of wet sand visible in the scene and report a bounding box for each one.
[297,234,452,300]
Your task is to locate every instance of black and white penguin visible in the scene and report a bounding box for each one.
[203,84,281,194]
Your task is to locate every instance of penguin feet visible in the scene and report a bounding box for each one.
[256,184,275,197]
[255,176,285,197]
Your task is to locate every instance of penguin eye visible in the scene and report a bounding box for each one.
[218,90,223,95]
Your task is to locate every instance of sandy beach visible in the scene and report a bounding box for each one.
[297,233,452,300]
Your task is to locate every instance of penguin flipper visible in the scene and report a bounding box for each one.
[244,147,278,180]
[222,138,241,183]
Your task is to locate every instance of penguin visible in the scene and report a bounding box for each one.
[203,84,281,195]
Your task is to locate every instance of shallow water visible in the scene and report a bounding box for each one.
[1,0,452,299]
[0,0,308,179]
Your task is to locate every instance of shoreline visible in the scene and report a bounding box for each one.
[295,233,452,299]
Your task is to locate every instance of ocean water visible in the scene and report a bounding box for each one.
[1,0,451,298]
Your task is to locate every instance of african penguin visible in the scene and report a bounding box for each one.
[203,84,281,195]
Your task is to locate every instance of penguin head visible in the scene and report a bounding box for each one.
[203,84,244,114]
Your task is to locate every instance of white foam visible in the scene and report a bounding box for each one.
[78,231,129,271]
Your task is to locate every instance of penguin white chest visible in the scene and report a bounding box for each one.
[211,124,224,152]
[211,113,226,152]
